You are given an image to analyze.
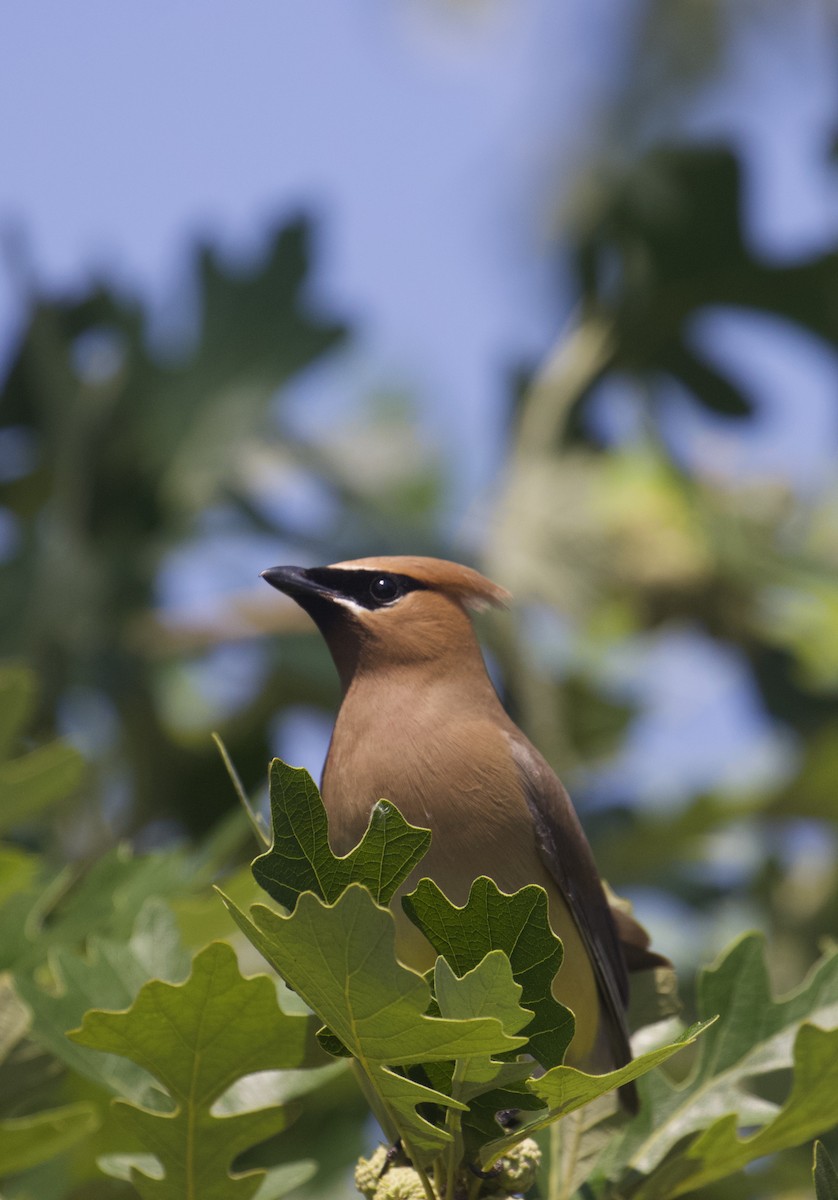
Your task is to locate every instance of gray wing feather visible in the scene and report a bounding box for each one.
[506,732,633,1072]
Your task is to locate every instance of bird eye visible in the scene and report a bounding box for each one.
[369,575,400,605]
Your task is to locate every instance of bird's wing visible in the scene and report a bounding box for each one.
[505,732,632,1072]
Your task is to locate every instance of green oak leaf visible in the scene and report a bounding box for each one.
[434,952,535,1177]
[656,1024,838,1198]
[0,844,205,999]
[459,1077,547,1153]
[44,844,198,947]
[222,883,528,1169]
[403,875,574,1069]
[601,933,838,1187]
[250,1163,319,1200]
[0,974,100,1181]
[99,1156,316,1199]
[815,1141,838,1200]
[479,1020,714,1168]
[251,758,431,910]
[1,842,202,978]
[545,1094,625,1200]
[434,952,534,1104]
[436,951,531,1035]
[69,940,324,1200]
[0,966,99,1179]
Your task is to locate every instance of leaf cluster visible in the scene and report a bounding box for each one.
[222,758,838,1199]
[0,668,342,1199]
[4,667,838,1199]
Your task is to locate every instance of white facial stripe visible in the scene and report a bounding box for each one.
[331,595,369,615]
[330,594,405,615]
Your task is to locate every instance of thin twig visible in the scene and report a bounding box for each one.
[211,732,270,847]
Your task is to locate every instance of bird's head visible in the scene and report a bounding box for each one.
[260,555,510,690]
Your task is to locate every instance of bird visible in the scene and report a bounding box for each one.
[260,554,663,1097]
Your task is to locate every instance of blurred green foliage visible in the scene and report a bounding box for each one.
[0,666,364,1199]
[493,145,838,985]
[0,217,447,839]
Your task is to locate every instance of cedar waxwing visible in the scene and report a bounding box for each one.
[261,555,662,1100]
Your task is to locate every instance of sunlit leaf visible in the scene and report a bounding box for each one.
[433,952,534,1175]
[222,884,527,1168]
[434,952,533,1104]
[70,940,322,1199]
[655,1025,838,1198]
[98,1154,316,1199]
[478,1020,711,1171]
[601,934,838,1194]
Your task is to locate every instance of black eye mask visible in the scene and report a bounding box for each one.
[304,568,428,610]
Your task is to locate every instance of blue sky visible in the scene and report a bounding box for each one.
[0,0,607,504]
[3,2,837,505]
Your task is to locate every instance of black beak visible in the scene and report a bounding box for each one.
[259,566,307,595]
[260,564,341,609]
[261,565,317,596]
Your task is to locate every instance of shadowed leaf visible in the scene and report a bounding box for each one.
[815,1140,838,1200]
[403,875,574,1069]
[252,757,431,909]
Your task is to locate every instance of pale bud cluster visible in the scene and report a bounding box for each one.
[370,1165,428,1200]
[493,1138,542,1194]
[354,1145,391,1198]
[354,1137,542,1199]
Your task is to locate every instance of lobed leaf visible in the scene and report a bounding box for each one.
[480,1020,713,1169]
[434,952,534,1104]
[70,940,323,1199]
[222,884,527,1168]
[659,1025,838,1198]
[252,758,431,910]
[433,952,535,1175]
[403,875,574,1068]
[99,1145,319,1196]
[0,843,201,981]
[600,934,838,1195]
